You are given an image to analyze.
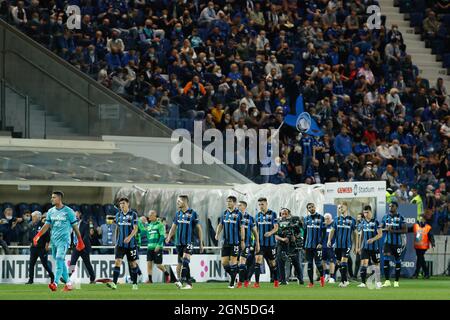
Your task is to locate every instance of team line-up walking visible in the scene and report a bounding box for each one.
[32,191,409,291]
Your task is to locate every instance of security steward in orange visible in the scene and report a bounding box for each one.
[408,214,435,279]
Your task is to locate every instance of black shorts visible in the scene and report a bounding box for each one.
[383,244,402,259]
[239,246,251,259]
[256,246,277,261]
[335,247,351,261]
[221,244,240,257]
[361,249,381,264]
[176,244,193,263]
[147,249,163,264]
[305,248,322,262]
[322,248,335,262]
[115,246,138,262]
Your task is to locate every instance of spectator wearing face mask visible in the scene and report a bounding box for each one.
[13,210,32,247]
[0,207,15,245]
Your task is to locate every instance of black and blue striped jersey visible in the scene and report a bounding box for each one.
[220,208,243,246]
[360,218,381,250]
[381,213,405,246]
[333,215,356,249]
[255,210,278,247]
[173,208,199,246]
[115,210,138,249]
[241,212,255,247]
[304,213,325,249]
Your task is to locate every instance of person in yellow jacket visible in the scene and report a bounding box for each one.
[408,214,435,279]
[410,187,423,220]
[386,187,397,204]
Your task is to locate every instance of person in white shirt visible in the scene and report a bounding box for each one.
[265,55,282,78]
[255,30,269,51]
[198,1,217,27]
[240,92,256,111]
[388,139,407,165]
[376,140,393,161]
[11,1,27,26]
[232,102,249,123]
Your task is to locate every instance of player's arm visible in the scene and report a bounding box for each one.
[155,223,165,252]
[71,223,86,251]
[369,227,383,244]
[327,226,335,247]
[166,223,177,244]
[33,223,50,246]
[252,226,260,252]
[196,223,204,253]
[317,220,325,249]
[215,217,223,240]
[265,223,278,237]
[356,230,362,253]
[125,224,139,243]
[390,218,408,234]
[352,229,358,253]
[240,225,245,250]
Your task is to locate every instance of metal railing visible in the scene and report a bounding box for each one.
[0,79,29,137]
[0,18,172,138]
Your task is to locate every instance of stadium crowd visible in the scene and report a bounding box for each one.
[0,1,449,231]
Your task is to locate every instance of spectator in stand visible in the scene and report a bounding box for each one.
[13,210,32,247]
[423,11,441,41]
[334,126,353,161]
[0,208,15,245]
[381,164,401,189]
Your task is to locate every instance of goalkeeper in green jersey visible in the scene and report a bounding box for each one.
[146,210,171,283]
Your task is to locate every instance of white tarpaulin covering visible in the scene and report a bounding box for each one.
[114,183,325,245]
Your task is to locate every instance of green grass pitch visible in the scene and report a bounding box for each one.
[0,278,449,300]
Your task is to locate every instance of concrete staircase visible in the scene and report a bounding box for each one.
[29,104,81,139]
[3,84,81,139]
[379,0,450,89]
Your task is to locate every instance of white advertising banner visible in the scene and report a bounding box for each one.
[0,254,271,284]
[324,181,387,216]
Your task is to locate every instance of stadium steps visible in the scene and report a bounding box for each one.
[29,104,80,139]
[380,0,450,89]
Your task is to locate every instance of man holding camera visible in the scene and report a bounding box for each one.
[275,208,304,285]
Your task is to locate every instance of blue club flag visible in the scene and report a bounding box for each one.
[285,95,323,136]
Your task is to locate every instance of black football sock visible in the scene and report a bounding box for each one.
[384,258,391,280]
[360,266,367,284]
[255,263,261,283]
[239,264,247,282]
[113,266,120,284]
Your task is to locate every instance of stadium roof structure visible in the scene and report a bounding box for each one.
[0,150,232,187]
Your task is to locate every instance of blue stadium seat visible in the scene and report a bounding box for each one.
[409,12,423,27]
[16,203,31,216]
[443,54,450,68]
[1,202,15,216]
[103,204,118,216]
[30,203,42,213]
[80,204,93,218]
[442,14,450,27]
[42,203,53,213]
[68,203,80,212]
